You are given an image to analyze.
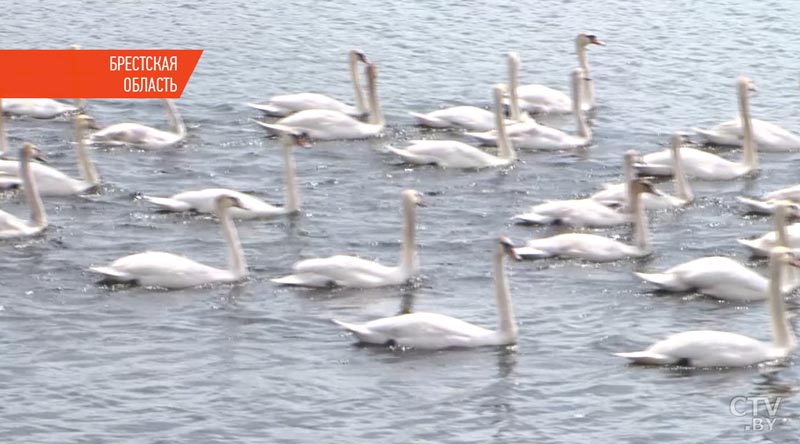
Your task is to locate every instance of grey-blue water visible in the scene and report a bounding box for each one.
[2,1,800,442]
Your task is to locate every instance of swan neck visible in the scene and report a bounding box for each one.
[631,188,650,252]
[366,67,384,126]
[283,141,300,213]
[165,100,187,138]
[75,119,100,186]
[572,75,590,140]
[768,253,795,351]
[400,198,417,273]
[507,54,522,121]
[0,99,6,156]
[349,53,368,115]
[219,204,247,279]
[672,145,692,202]
[739,84,757,170]
[494,89,515,161]
[21,152,46,227]
[493,246,517,342]
[775,208,789,248]
[576,41,593,106]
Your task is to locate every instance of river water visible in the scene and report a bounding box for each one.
[2,0,800,442]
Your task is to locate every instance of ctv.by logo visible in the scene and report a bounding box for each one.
[729,396,784,431]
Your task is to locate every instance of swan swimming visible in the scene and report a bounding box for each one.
[247,50,369,117]
[387,84,516,168]
[272,190,424,288]
[88,99,187,149]
[616,247,799,367]
[254,63,384,140]
[0,143,47,239]
[332,237,519,349]
[90,194,249,289]
[142,132,311,219]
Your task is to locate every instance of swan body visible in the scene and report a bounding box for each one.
[739,225,800,257]
[410,106,501,132]
[637,77,758,179]
[514,180,653,262]
[255,63,383,140]
[90,195,249,289]
[0,144,47,239]
[273,189,423,288]
[389,85,516,168]
[617,247,799,367]
[332,238,519,349]
[248,50,369,117]
[2,98,79,119]
[514,33,603,114]
[143,132,310,219]
[695,118,800,152]
[88,99,186,149]
[738,184,800,215]
[512,198,630,227]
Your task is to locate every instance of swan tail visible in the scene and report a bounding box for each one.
[271,273,335,287]
[251,119,295,136]
[634,272,689,292]
[89,266,134,282]
[736,196,775,214]
[331,319,371,337]
[142,196,193,212]
[737,238,769,256]
[464,131,497,146]
[511,212,554,225]
[409,112,446,128]
[614,351,675,365]
[246,103,287,116]
[512,246,552,259]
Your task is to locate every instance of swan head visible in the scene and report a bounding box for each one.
[349,49,369,64]
[499,237,521,261]
[22,143,47,163]
[669,133,689,150]
[631,179,659,196]
[737,76,756,94]
[75,114,99,130]
[284,130,312,148]
[577,33,604,47]
[215,194,248,212]
[402,189,427,207]
[769,246,800,268]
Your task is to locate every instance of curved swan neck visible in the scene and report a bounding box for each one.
[572,70,591,139]
[399,195,418,273]
[622,151,636,213]
[768,251,795,351]
[164,99,187,138]
[738,80,757,170]
[218,202,247,279]
[282,138,300,213]
[493,245,517,341]
[21,148,46,227]
[775,205,789,247]
[74,118,100,186]
[630,186,650,252]
[349,52,368,115]
[507,52,522,121]
[671,138,693,202]
[493,85,515,161]
[365,64,384,126]
[0,99,6,156]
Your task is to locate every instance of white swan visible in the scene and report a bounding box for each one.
[738,184,800,215]
[591,136,694,209]
[0,143,47,239]
[616,247,799,367]
[637,77,758,179]
[738,201,800,256]
[636,204,798,301]
[387,85,516,168]
[515,33,604,114]
[273,190,424,288]
[90,194,249,289]
[0,112,100,196]
[474,68,592,150]
[2,99,80,119]
[88,99,186,149]
[247,50,369,117]
[142,132,311,219]
[254,63,384,140]
[513,179,654,261]
[332,237,519,349]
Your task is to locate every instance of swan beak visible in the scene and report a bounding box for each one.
[499,237,521,260]
[34,153,49,164]
[294,133,313,148]
[589,37,605,46]
[416,199,428,208]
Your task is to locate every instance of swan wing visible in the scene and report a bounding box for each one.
[618,330,773,367]
[251,93,355,116]
[412,106,495,131]
[91,251,227,288]
[521,233,634,261]
[284,255,398,287]
[3,99,78,119]
[333,313,494,349]
[516,84,572,114]
[390,140,499,168]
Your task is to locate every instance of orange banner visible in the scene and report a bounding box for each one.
[0,49,203,98]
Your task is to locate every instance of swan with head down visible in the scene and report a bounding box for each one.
[332,237,519,349]
[247,50,369,118]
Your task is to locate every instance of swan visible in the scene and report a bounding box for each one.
[636,204,797,301]
[513,179,654,261]
[253,63,384,140]
[472,68,592,150]
[332,237,519,349]
[2,99,80,119]
[272,189,424,288]
[90,194,249,289]
[616,247,799,367]
[247,50,369,117]
[636,77,758,179]
[0,143,47,239]
[738,184,800,215]
[0,112,100,196]
[591,135,694,209]
[738,201,800,257]
[514,33,604,114]
[142,132,311,219]
[87,99,186,149]
[386,85,516,168]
